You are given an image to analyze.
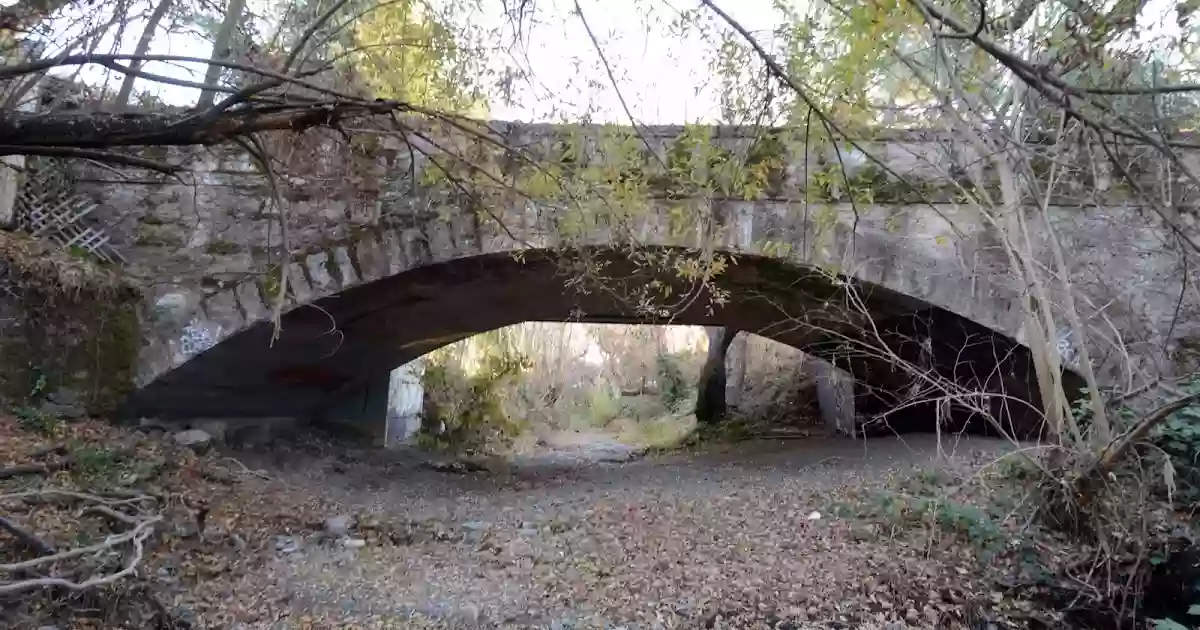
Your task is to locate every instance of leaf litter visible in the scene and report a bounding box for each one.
[1,416,1065,629]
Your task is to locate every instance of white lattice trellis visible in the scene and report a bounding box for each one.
[14,158,126,265]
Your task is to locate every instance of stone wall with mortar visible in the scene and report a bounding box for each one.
[65,122,1200,416]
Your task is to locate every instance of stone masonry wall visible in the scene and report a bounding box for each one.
[66,122,1200,404]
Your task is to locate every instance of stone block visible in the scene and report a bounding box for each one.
[306,251,335,293]
[235,281,268,323]
[813,359,856,436]
[353,233,388,283]
[333,245,360,288]
[424,220,456,262]
[288,262,312,303]
[382,229,408,275]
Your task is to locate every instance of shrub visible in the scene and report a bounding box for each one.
[16,406,59,436]
[1155,394,1200,510]
[419,349,531,453]
[585,386,622,426]
[655,351,690,411]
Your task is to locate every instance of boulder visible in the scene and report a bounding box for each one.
[173,429,214,452]
[40,388,86,419]
[323,514,354,538]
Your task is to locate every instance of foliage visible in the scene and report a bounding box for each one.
[830,468,1010,557]
[15,406,58,436]
[419,342,531,453]
[655,351,691,412]
[1153,381,1200,510]
[584,385,622,427]
[348,0,488,116]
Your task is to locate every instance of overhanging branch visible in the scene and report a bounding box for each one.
[0,101,412,151]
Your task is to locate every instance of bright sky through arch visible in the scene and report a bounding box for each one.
[5,0,1192,124]
[11,0,781,124]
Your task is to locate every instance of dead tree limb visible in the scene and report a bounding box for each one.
[0,515,56,556]
[0,458,73,480]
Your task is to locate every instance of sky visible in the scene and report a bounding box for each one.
[5,0,1188,124]
[13,0,782,124]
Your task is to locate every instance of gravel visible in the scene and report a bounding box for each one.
[223,434,1020,629]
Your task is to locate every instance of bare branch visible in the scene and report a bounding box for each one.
[0,515,56,556]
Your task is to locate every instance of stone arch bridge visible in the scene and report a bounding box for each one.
[45,123,1195,439]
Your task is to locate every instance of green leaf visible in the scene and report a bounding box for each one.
[1153,619,1190,630]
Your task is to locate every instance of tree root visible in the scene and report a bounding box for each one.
[0,489,162,596]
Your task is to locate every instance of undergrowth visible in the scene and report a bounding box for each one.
[418,349,532,454]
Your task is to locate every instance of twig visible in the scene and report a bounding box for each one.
[0,458,73,480]
[0,146,181,174]
[80,505,140,527]
[220,457,270,480]
[28,444,68,459]
[0,517,159,595]
[0,515,160,573]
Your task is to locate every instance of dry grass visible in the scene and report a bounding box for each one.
[0,231,132,298]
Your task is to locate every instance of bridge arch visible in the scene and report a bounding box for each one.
[124,221,1077,437]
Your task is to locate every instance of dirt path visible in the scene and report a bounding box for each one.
[216,434,1020,629]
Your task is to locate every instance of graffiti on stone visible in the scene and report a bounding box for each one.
[179,318,221,357]
[1057,328,1079,366]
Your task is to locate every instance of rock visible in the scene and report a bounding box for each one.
[170,606,199,628]
[173,429,213,452]
[40,398,86,422]
[273,535,300,554]
[175,520,200,539]
[518,527,539,537]
[153,292,191,324]
[194,419,228,442]
[46,388,79,407]
[850,524,878,542]
[461,520,492,543]
[324,514,354,537]
[340,537,367,549]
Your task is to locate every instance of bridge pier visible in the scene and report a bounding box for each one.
[317,372,392,442]
[812,359,857,436]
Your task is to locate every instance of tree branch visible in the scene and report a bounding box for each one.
[0,146,182,173]
[0,515,56,556]
[0,101,410,152]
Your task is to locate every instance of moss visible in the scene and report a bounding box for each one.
[261,264,284,300]
[134,225,184,248]
[135,144,171,162]
[744,133,789,197]
[71,304,139,414]
[205,240,243,255]
[0,232,140,415]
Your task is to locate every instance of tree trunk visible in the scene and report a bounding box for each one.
[695,327,738,424]
[115,0,174,109]
[196,0,249,110]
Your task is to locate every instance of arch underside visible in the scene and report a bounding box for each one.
[123,248,1079,438]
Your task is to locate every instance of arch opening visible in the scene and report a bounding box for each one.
[122,247,1083,440]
